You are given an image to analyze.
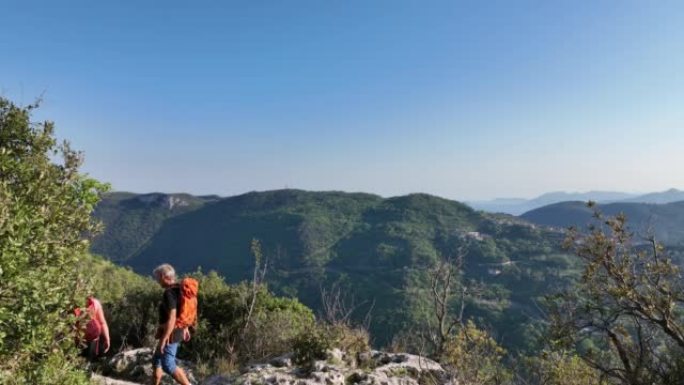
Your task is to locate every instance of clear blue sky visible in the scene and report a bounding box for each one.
[2,1,683,200]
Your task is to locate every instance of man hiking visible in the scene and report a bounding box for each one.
[152,263,196,385]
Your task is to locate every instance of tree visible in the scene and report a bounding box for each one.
[518,350,606,385]
[429,246,469,356]
[422,245,511,385]
[0,98,108,384]
[441,320,512,385]
[549,205,684,384]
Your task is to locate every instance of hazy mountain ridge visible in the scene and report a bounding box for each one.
[468,188,684,215]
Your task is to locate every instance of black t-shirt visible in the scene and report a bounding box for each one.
[158,286,180,325]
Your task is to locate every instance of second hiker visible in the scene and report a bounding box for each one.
[152,263,198,385]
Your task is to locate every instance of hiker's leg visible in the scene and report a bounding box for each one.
[86,339,99,361]
[160,342,180,375]
[152,366,163,385]
[152,350,164,385]
[160,342,191,385]
[171,367,191,385]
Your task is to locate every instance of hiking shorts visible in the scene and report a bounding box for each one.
[152,342,179,374]
[80,338,106,362]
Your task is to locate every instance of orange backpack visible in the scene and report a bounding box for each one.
[176,278,199,329]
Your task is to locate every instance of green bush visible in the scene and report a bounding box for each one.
[292,326,331,370]
[325,324,370,361]
[519,350,606,385]
[0,98,108,384]
[292,323,370,372]
[180,271,315,371]
[440,321,512,385]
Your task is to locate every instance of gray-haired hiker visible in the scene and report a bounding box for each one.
[152,264,192,385]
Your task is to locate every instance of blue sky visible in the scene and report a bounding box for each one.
[2,1,683,200]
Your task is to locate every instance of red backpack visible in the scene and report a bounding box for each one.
[74,297,102,342]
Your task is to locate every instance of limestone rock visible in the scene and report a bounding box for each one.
[197,350,452,385]
[100,348,197,385]
[91,373,143,385]
[93,348,453,385]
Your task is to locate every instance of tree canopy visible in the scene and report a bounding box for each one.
[0,98,108,384]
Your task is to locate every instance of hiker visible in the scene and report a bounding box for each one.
[75,296,110,361]
[152,263,197,385]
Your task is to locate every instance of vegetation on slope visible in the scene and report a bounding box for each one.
[0,98,108,384]
[90,192,218,261]
[521,200,684,245]
[93,190,573,349]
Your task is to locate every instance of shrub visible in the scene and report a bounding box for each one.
[440,321,512,385]
[325,324,370,361]
[0,98,108,384]
[182,271,315,371]
[520,350,606,385]
[292,326,331,371]
[292,322,371,373]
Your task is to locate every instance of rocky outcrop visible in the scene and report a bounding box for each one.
[96,348,197,385]
[91,373,145,385]
[94,348,452,385]
[135,193,190,210]
[203,349,452,385]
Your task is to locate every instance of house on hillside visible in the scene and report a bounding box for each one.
[466,231,484,241]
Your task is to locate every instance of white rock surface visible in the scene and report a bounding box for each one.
[98,348,196,385]
[200,350,452,385]
[91,373,144,385]
[92,348,453,385]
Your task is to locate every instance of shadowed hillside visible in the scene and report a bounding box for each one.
[91,192,219,261]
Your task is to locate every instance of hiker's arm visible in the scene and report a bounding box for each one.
[95,304,110,352]
[159,309,176,351]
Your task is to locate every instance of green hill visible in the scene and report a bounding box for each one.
[92,189,573,348]
[521,200,684,245]
[91,192,219,261]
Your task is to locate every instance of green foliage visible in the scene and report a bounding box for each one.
[325,324,370,360]
[80,264,315,376]
[79,254,156,303]
[91,192,214,261]
[292,326,332,371]
[182,271,315,370]
[0,98,108,384]
[549,209,684,384]
[291,323,370,373]
[519,350,606,385]
[440,321,512,385]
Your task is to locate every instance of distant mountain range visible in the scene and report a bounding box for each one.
[90,188,684,348]
[91,189,569,349]
[521,200,684,245]
[467,189,684,215]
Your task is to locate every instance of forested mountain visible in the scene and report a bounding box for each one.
[521,200,684,245]
[91,192,219,261]
[93,189,574,349]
